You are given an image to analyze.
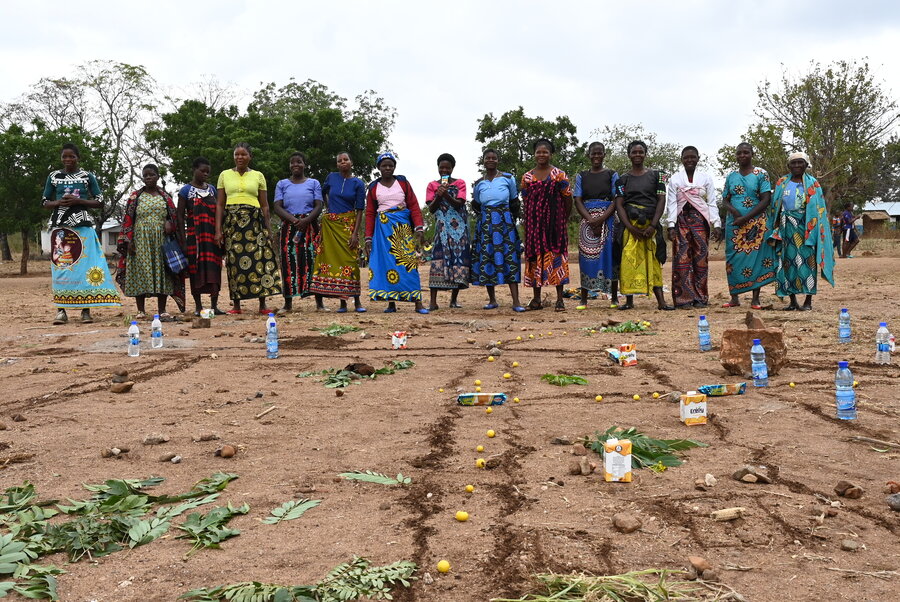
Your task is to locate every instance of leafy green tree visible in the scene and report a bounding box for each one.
[587,123,683,175]
[719,60,900,210]
[475,107,583,182]
[0,121,92,274]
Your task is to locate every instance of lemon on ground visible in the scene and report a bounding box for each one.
[455,510,469,522]
[528,334,535,339]
[476,445,484,452]
[548,331,553,335]
[475,386,482,392]
[853,380,859,387]
[476,458,486,468]
[590,329,596,334]
[485,407,493,414]
[652,392,660,399]
[486,429,496,438]
[465,484,475,493]
[488,356,495,362]
[437,560,451,573]
[513,397,520,403]
[503,373,512,379]
[595,395,603,402]
[439,388,444,393]
[516,336,522,341]
[512,361,519,367]
[474,379,482,386]
[633,394,641,401]
[789,382,796,388]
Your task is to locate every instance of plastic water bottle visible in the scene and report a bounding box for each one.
[698,315,712,352]
[834,361,856,420]
[127,321,140,357]
[875,322,891,364]
[266,313,278,359]
[151,314,163,349]
[838,308,851,343]
[750,339,768,387]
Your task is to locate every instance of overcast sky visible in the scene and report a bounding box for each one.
[4,0,900,196]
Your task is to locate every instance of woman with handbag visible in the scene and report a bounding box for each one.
[116,164,186,320]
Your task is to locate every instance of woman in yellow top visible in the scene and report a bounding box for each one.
[215,143,283,314]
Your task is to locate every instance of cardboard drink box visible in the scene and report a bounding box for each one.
[680,391,708,426]
[603,438,633,482]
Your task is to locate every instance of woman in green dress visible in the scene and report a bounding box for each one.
[769,152,835,311]
[116,164,185,318]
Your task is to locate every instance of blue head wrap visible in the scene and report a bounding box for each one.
[376,152,397,167]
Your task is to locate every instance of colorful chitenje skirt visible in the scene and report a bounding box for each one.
[620,218,663,295]
[185,193,222,295]
[773,208,819,296]
[309,211,361,298]
[223,204,282,301]
[725,212,776,296]
[279,214,317,298]
[671,204,710,306]
[368,207,422,302]
[578,200,616,292]
[50,226,121,308]
[429,206,470,289]
[471,205,521,286]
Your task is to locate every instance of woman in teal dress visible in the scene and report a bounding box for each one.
[769,152,835,311]
[721,142,777,308]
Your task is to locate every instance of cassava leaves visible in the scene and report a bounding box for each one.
[339,471,412,486]
[261,499,321,525]
[589,426,707,469]
[541,373,589,386]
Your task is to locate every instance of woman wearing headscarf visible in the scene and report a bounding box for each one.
[573,142,619,309]
[471,149,524,312]
[309,151,367,312]
[43,143,120,324]
[426,152,469,310]
[215,143,282,314]
[665,146,722,308]
[721,142,776,309]
[521,138,571,312]
[364,152,429,314]
[769,152,835,311]
[273,152,323,312]
[613,140,673,311]
[176,157,224,315]
[116,164,186,319]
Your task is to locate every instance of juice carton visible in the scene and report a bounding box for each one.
[603,438,632,482]
[617,343,637,367]
[457,393,507,406]
[680,391,708,426]
[391,331,408,349]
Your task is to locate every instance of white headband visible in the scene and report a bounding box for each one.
[788,152,812,169]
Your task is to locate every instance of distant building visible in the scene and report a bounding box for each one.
[861,201,900,235]
[40,220,122,256]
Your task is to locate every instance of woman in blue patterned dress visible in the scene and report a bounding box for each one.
[426,153,470,310]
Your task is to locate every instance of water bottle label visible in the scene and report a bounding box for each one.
[130,337,139,345]
[152,331,162,338]
[838,327,850,338]
[752,366,768,380]
[878,343,891,353]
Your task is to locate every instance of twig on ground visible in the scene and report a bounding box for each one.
[848,436,900,449]
[254,406,278,419]
[824,567,897,580]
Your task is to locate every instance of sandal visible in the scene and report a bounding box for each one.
[355,307,367,313]
[416,308,430,315]
[213,307,227,315]
[449,302,462,309]
[259,308,274,315]
[657,305,676,311]
[135,312,148,320]
[80,309,94,324]
[526,299,543,311]
[782,305,799,311]
[575,305,587,311]
[227,309,242,315]
[617,303,634,311]
[383,306,397,313]
[555,301,566,312]
[53,309,68,325]
[336,307,348,313]
[721,302,740,308]
[159,313,175,322]
[483,302,499,310]
[750,304,763,310]
[512,306,526,313]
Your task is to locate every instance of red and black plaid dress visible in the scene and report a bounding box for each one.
[180,184,222,294]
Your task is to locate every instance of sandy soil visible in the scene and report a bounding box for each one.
[0,253,898,602]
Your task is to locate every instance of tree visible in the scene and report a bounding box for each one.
[475,107,583,182]
[587,123,683,175]
[0,121,92,274]
[145,79,396,190]
[6,61,160,233]
[872,135,900,204]
[719,60,900,210]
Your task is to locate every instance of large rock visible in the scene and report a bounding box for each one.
[720,327,787,376]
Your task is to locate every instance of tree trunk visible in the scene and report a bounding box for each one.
[20,229,30,275]
[0,233,11,261]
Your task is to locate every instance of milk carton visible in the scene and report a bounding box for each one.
[679,391,708,426]
[391,331,408,349]
[603,438,633,482]
[617,343,637,367]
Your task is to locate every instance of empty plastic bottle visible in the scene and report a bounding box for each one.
[151,314,163,349]
[127,321,140,357]
[750,339,768,387]
[266,313,278,359]
[834,361,856,420]
[838,308,851,343]
[698,315,712,352]
[876,322,891,364]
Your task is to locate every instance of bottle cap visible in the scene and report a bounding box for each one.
[699,315,706,321]
[838,361,849,368]
[131,320,137,325]
[880,322,888,327]
[752,339,761,345]
[153,314,160,318]
[268,312,275,317]
[841,308,848,312]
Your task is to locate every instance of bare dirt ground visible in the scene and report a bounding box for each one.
[1,249,899,602]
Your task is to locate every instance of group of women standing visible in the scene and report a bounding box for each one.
[41,139,836,324]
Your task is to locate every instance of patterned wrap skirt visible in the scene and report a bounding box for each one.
[471,204,521,286]
[279,214,317,298]
[368,208,422,302]
[50,225,120,308]
[671,204,710,306]
[578,200,616,292]
[223,204,282,301]
[309,211,361,298]
[428,206,470,289]
[774,208,819,296]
